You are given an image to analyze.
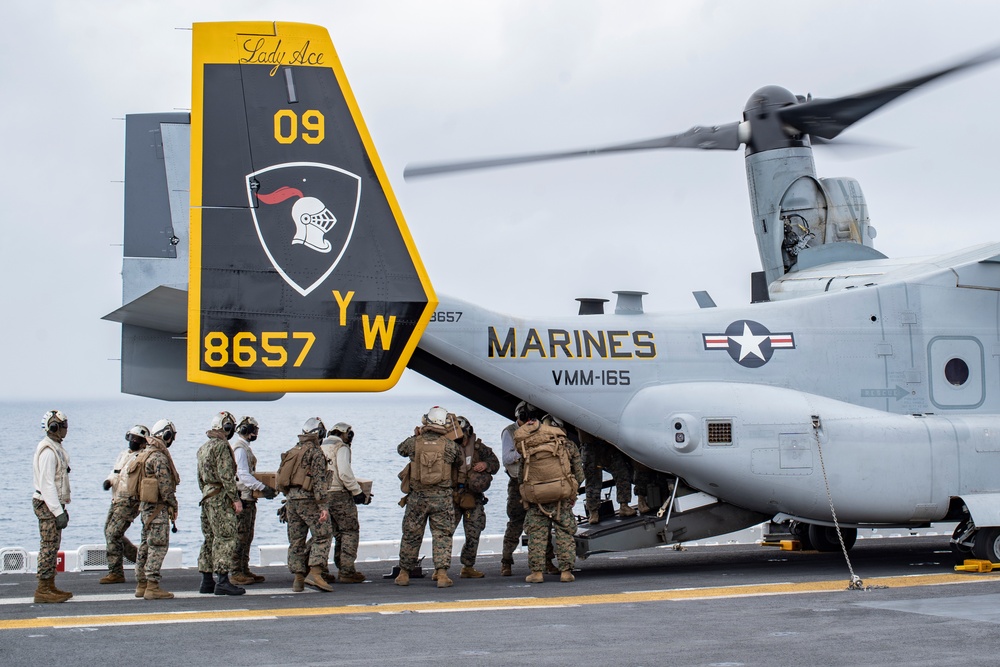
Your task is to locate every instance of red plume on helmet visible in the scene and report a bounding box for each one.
[257,186,303,204]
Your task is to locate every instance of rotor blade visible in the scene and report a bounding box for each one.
[404,122,742,179]
[780,43,1000,140]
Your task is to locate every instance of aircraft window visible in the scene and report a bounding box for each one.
[707,421,733,445]
[945,358,970,386]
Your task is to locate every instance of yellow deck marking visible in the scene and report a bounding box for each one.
[2,572,995,630]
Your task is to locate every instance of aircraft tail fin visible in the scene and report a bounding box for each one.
[106,23,436,400]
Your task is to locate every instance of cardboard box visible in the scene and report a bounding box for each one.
[358,478,373,503]
[253,471,277,498]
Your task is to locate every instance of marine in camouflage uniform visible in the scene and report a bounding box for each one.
[101,439,143,583]
[196,424,241,585]
[285,426,333,591]
[396,410,462,587]
[135,431,180,598]
[580,430,634,521]
[500,422,555,575]
[518,420,585,581]
[452,419,500,576]
[32,411,72,603]
[319,424,366,583]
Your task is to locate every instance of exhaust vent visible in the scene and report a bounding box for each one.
[613,290,648,315]
[576,298,609,315]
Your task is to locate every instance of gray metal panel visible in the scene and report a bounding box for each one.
[123,113,189,259]
[102,285,187,334]
[121,324,281,402]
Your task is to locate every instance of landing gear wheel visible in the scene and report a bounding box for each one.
[790,521,813,550]
[971,527,1000,563]
[950,520,974,564]
[808,524,857,552]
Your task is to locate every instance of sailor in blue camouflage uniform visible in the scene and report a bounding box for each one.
[196,411,245,596]
[395,406,462,588]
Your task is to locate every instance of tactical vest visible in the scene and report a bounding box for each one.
[232,438,257,500]
[37,438,71,506]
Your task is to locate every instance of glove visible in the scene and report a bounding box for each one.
[55,511,69,530]
[353,492,366,505]
[102,479,112,491]
[262,485,277,500]
[277,502,288,524]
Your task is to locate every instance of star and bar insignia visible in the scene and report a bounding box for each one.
[703,320,795,368]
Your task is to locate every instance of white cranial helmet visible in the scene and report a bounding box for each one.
[42,409,68,432]
[425,406,448,427]
[302,417,327,441]
[211,411,237,439]
[152,419,176,444]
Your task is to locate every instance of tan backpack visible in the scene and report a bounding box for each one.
[275,444,311,494]
[515,421,577,505]
[410,435,449,487]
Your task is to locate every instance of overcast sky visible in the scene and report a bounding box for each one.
[3,0,1000,401]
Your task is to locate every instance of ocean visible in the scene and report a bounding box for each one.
[0,393,513,567]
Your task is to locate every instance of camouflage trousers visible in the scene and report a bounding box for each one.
[398,488,454,571]
[104,498,140,575]
[198,494,238,574]
[452,497,487,567]
[135,504,170,583]
[287,498,332,575]
[501,476,553,566]
[233,499,257,574]
[328,491,360,574]
[524,498,577,573]
[583,441,633,511]
[32,499,63,581]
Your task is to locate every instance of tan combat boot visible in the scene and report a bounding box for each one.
[460,566,485,579]
[33,578,71,604]
[525,571,544,583]
[100,572,126,585]
[50,577,73,599]
[229,573,255,586]
[338,571,366,584]
[292,573,305,592]
[247,571,266,584]
[637,496,651,514]
[143,581,174,600]
[394,569,410,586]
[560,570,575,583]
[619,504,637,517]
[435,568,453,588]
[500,563,512,577]
[588,509,600,525]
[304,566,333,592]
[135,580,147,598]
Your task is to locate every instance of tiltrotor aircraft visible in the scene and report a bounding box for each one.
[105,22,1000,566]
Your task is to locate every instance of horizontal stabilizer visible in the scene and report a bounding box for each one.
[120,324,282,401]
[103,285,187,334]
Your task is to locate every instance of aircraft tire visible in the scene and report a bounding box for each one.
[807,524,856,552]
[950,521,974,564]
[790,521,813,550]
[971,527,1000,563]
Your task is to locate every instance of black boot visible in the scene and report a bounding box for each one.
[199,571,215,594]
[214,572,246,596]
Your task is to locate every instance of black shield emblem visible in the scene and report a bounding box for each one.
[246,162,360,296]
